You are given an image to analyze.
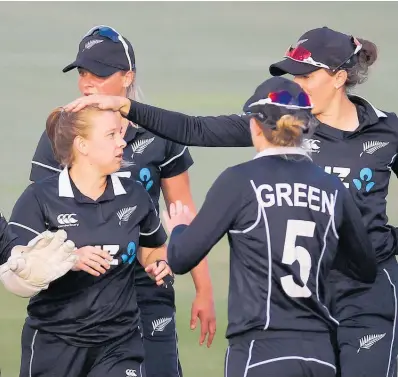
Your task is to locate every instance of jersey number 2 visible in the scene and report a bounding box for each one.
[280,219,315,298]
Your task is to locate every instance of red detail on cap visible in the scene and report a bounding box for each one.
[286,46,312,61]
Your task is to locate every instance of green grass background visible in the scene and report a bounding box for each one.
[0,2,398,376]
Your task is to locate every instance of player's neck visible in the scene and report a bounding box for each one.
[315,93,359,132]
[69,164,107,201]
[255,138,277,153]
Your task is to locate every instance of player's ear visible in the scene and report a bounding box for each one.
[250,118,263,137]
[122,70,134,88]
[334,70,348,90]
[73,135,89,156]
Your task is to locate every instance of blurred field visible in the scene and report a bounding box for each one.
[1,2,398,376]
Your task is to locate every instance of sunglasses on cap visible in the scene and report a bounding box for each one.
[248,90,312,110]
[285,36,362,73]
[83,25,134,71]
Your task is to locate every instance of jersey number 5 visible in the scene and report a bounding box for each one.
[280,219,315,298]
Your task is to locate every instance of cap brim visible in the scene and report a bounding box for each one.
[269,58,320,76]
[62,59,119,77]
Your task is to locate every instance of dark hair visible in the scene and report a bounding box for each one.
[46,106,98,166]
[344,38,378,88]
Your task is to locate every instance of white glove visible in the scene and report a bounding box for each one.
[0,230,78,297]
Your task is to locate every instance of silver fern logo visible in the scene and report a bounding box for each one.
[117,206,137,226]
[360,141,389,157]
[122,137,155,167]
[357,333,386,353]
[151,317,172,336]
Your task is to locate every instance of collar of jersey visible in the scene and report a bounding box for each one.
[124,122,146,144]
[254,147,311,160]
[314,95,388,140]
[58,167,127,203]
[349,95,387,122]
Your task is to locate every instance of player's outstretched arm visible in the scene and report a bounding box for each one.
[0,230,78,297]
[334,188,377,283]
[163,168,242,274]
[63,95,252,147]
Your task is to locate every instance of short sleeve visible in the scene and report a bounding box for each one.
[30,131,62,182]
[9,185,47,244]
[159,141,194,179]
[139,192,167,248]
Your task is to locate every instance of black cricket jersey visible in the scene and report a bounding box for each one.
[0,213,18,265]
[166,148,376,339]
[30,125,193,292]
[9,168,167,347]
[126,97,398,263]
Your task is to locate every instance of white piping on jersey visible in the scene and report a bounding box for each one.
[316,213,339,326]
[173,313,181,377]
[350,95,387,118]
[253,147,311,160]
[248,355,336,372]
[29,329,38,377]
[140,220,161,236]
[31,161,62,173]
[58,167,127,197]
[383,269,397,377]
[246,180,273,330]
[229,204,261,234]
[243,338,336,373]
[224,346,230,377]
[243,340,255,377]
[387,153,398,172]
[330,190,339,240]
[259,198,272,330]
[8,222,40,236]
[159,147,188,168]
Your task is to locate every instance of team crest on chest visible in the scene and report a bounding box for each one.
[117,206,137,226]
[360,141,389,157]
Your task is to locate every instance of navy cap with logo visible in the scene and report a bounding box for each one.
[243,77,314,132]
[269,27,362,77]
[63,25,136,77]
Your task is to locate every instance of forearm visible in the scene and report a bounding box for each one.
[124,100,253,147]
[167,225,211,274]
[162,175,213,288]
[190,258,213,293]
[138,246,167,267]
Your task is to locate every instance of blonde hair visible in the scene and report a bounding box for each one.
[46,106,100,167]
[262,115,306,147]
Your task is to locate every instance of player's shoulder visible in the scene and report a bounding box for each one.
[30,174,59,193]
[218,159,262,187]
[17,175,58,206]
[352,95,398,131]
